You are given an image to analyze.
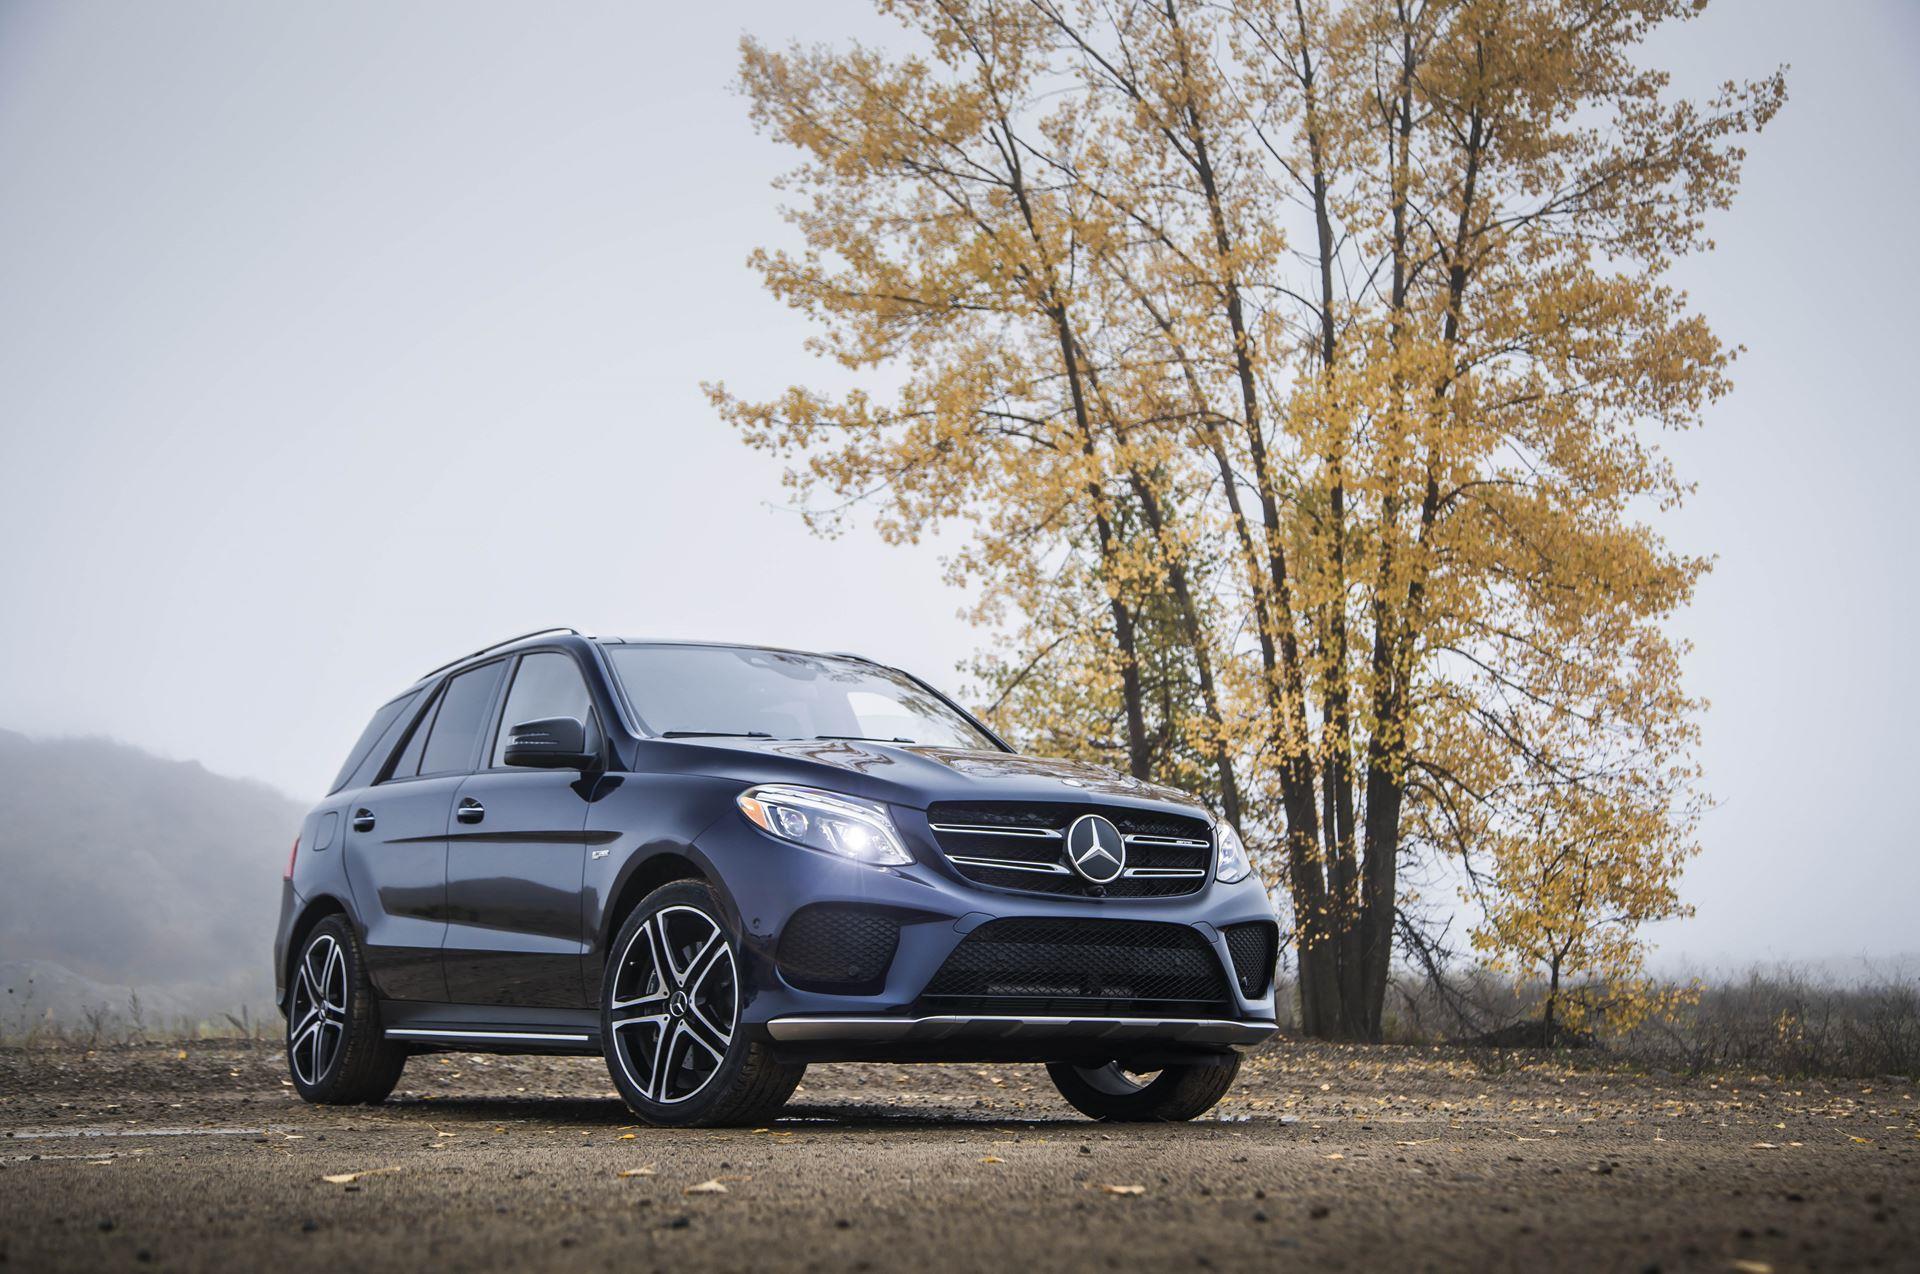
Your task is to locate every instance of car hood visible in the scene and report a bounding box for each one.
[649,737,1212,818]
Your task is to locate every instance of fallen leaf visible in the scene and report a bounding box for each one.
[619,1133,637,1141]
[321,1168,400,1185]
[980,1155,1005,1164]
[1728,1261,1774,1274]
[1095,1184,1145,1196]
[176,1050,187,1061]
[1324,1153,1344,1161]
[1750,1142,1779,1149]
[617,1166,656,1178]
[684,1179,729,1195]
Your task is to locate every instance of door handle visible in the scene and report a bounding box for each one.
[456,798,485,825]
[351,809,376,833]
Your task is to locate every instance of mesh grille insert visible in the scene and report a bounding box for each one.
[923,917,1231,1013]
[1223,922,1278,997]
[776,905,901,994]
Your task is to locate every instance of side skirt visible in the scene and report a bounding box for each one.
[378,1000,603,1055]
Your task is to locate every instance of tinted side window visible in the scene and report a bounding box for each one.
[418,661,507,777]
[491,653,594,767]
[330,690,423,793]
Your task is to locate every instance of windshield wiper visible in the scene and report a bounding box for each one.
[660,730,776,739]
[813,734,916,744]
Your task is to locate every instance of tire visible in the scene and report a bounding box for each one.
[600,880,804,1128]
[286,915,408,1105]
[1046,1054,1241,1122]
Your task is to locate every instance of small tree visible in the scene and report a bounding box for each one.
[1468,767,1699,1039]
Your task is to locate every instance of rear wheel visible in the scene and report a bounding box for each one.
[1046,1054,1240,1122]
[286,916,407,1104]
[601,881,804,1127]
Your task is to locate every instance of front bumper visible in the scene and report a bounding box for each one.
[692,809,1281,1062]
[766,1013,1273,1046]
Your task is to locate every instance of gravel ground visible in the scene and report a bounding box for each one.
[1,1041,1914,1272]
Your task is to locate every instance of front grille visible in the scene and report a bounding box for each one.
[922,917,1232,1015]
[926,801,1213,899]
[1223,921,1277,997]
[776,905,900,994]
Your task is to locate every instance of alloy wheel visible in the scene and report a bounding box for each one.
[288,933,348,1087]
[607,904,739,1105]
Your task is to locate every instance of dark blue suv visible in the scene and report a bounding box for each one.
[275,629,1279,1125]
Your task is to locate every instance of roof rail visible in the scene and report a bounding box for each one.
[417,627,584,681]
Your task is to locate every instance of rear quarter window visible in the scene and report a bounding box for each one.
[328,690,423,794]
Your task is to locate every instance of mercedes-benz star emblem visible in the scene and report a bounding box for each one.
[1064,814,1126,884]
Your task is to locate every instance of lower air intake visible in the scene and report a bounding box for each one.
[776,905,901,994]
[922,917,1231,1015]
[1222,921,1278,997]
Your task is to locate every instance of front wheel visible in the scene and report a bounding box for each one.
[600,881,804,1127]
[1046,1054,1241,1122]
[286,916,407,1104]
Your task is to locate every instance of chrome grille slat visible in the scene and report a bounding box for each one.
[948,855,1073,875]
[1123,833,1209,849]
[929,822,1063,839]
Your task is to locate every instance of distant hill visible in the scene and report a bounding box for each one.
[0,728,303,1026]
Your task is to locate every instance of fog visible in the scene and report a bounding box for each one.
[1,0,1915,971]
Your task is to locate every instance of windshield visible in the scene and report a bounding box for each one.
[605,644,999,750]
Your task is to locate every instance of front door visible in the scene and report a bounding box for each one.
[441,650,600,1007]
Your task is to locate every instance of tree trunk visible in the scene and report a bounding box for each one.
[1543,959,1561,1046]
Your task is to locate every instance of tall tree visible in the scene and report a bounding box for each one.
[712,0,1782,1040]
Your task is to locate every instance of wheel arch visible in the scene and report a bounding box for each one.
[600,852,712,957]
[282,894,352,1009]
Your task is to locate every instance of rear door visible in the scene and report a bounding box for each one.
[442,650,600,1007]
[341,659,507,1003]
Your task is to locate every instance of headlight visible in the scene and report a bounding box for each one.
[1214,817,1253,884]
[736,784,912,866]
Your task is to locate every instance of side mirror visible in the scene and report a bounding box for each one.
[503,716,596,770]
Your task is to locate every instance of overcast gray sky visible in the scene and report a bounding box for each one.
[1,0,1914,971]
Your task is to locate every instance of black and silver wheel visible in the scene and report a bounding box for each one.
[1046,1054,1241,1122]
[601,880,803,1127]
[285,915,407,1104]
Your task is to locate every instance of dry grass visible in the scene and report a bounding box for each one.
[2,980,276,1050]
[9,965,1916,1080]
[1278,964,1920,1080]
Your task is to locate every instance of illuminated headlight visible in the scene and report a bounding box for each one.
[736,784,912,866]
[1214,817,1253,884]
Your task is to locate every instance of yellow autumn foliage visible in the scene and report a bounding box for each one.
[711,0,1783,1040]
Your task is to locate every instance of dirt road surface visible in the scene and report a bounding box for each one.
[1,1041,1913,1271]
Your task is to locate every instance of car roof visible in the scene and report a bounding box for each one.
[596,636,880,663]
[407,630,881,690]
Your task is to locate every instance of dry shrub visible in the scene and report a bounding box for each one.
[1275,963,1919,1079]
